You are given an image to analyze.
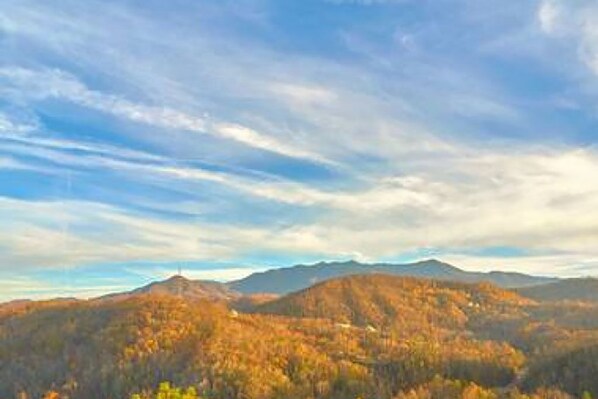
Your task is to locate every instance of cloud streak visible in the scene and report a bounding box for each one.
[0,67,331,164]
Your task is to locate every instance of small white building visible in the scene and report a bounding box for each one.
[365,325,377,333]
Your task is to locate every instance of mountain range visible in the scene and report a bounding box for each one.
[7,259,598,307]
[79,259,598,305]
[4,269,598,398]
[227,259,557,294]
[87,259,558,305]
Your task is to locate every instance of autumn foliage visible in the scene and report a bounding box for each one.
[1,275,597,398]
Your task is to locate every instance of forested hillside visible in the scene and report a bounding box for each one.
[2,275,598,399]
[99,275,240,303]
[254,274,530,331]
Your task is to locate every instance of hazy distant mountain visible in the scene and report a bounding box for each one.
[229,259,557,294]
[99,275,240,302]
[518,278,598,302]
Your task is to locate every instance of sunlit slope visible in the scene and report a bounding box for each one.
[254,274,532,332]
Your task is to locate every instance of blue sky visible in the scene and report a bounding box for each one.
[1,0,598,300]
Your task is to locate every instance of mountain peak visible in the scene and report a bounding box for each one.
[98,275,240,302]
[412,258,454,266]
[163,274,190,283]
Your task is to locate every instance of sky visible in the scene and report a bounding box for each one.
[1,0,598,300]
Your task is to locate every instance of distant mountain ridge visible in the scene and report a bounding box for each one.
[228,259,557,294]
[0,259,562,305]
[517,278,598,302]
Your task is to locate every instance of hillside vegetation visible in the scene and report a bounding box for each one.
[254,274,530,333]
[2,274,598,399]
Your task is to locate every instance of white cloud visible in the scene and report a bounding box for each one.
[4,127,598,274]
[0,112,37,134]
[268,83,337,106]
[0,0,503,166]
[538,0,561,33]
[212,122,331,164]
[2,132,164,164]
[239,147,598,268]
[538,0,598,75]
[0,67,330,164]
[0,197,263,269]
[0,156,38,171]
[4,144,598,277]
[1,131,433,212]
[2,0,598,285]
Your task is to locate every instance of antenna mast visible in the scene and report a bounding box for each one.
[177,265,183,298]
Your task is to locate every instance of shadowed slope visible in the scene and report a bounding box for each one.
[518,278,598,303]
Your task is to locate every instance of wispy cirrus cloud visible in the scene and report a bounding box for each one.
[0,67,331,164]
[3,143,598,270]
